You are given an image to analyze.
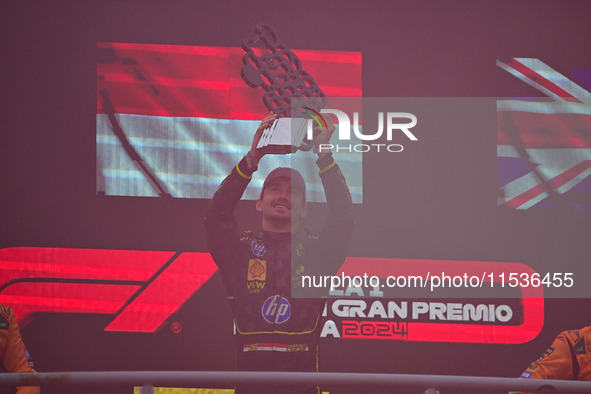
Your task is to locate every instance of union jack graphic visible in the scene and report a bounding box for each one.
[497,58,591,210]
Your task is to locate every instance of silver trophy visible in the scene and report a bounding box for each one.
[241,25,327,153]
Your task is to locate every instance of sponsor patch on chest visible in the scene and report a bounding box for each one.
[261,295,291,324]
[247,259,267,294]
[251,240,266,257]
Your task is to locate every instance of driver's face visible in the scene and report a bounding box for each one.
[256,177,306,230]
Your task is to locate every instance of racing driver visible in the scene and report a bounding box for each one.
[205,111,354,393]
[513,324,591,393]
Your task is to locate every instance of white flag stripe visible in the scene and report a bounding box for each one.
[514,58,591,102]
[97,113,364,202]
[499,148,591,208]
[497,100,591,115]
[496,59,566,101]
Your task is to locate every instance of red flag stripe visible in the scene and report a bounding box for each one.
[504,160,591,209]
[497,111,591,149]
[506,58,582,102]
[97,42,361,119]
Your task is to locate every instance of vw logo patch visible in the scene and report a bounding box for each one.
[261,295,291,324]
[251,240,266,257]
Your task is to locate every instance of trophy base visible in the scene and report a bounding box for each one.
[256,117,309,154]
[259,145,298,155]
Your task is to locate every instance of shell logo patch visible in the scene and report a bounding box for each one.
[248,259,266,281]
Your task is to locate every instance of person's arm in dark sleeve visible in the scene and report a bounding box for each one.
[205,156,255,269]
[313,116,355,275]
[204,112,278,271]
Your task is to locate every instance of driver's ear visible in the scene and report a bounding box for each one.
[256,198,263,212]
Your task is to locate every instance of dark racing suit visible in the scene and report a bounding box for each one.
[205,154,354,393]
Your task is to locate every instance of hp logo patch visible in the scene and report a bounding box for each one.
[261,295,291,324]
[251,241,266,257]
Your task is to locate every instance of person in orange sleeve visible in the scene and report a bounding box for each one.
[0,304,40,394]
[513,325,591,393]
